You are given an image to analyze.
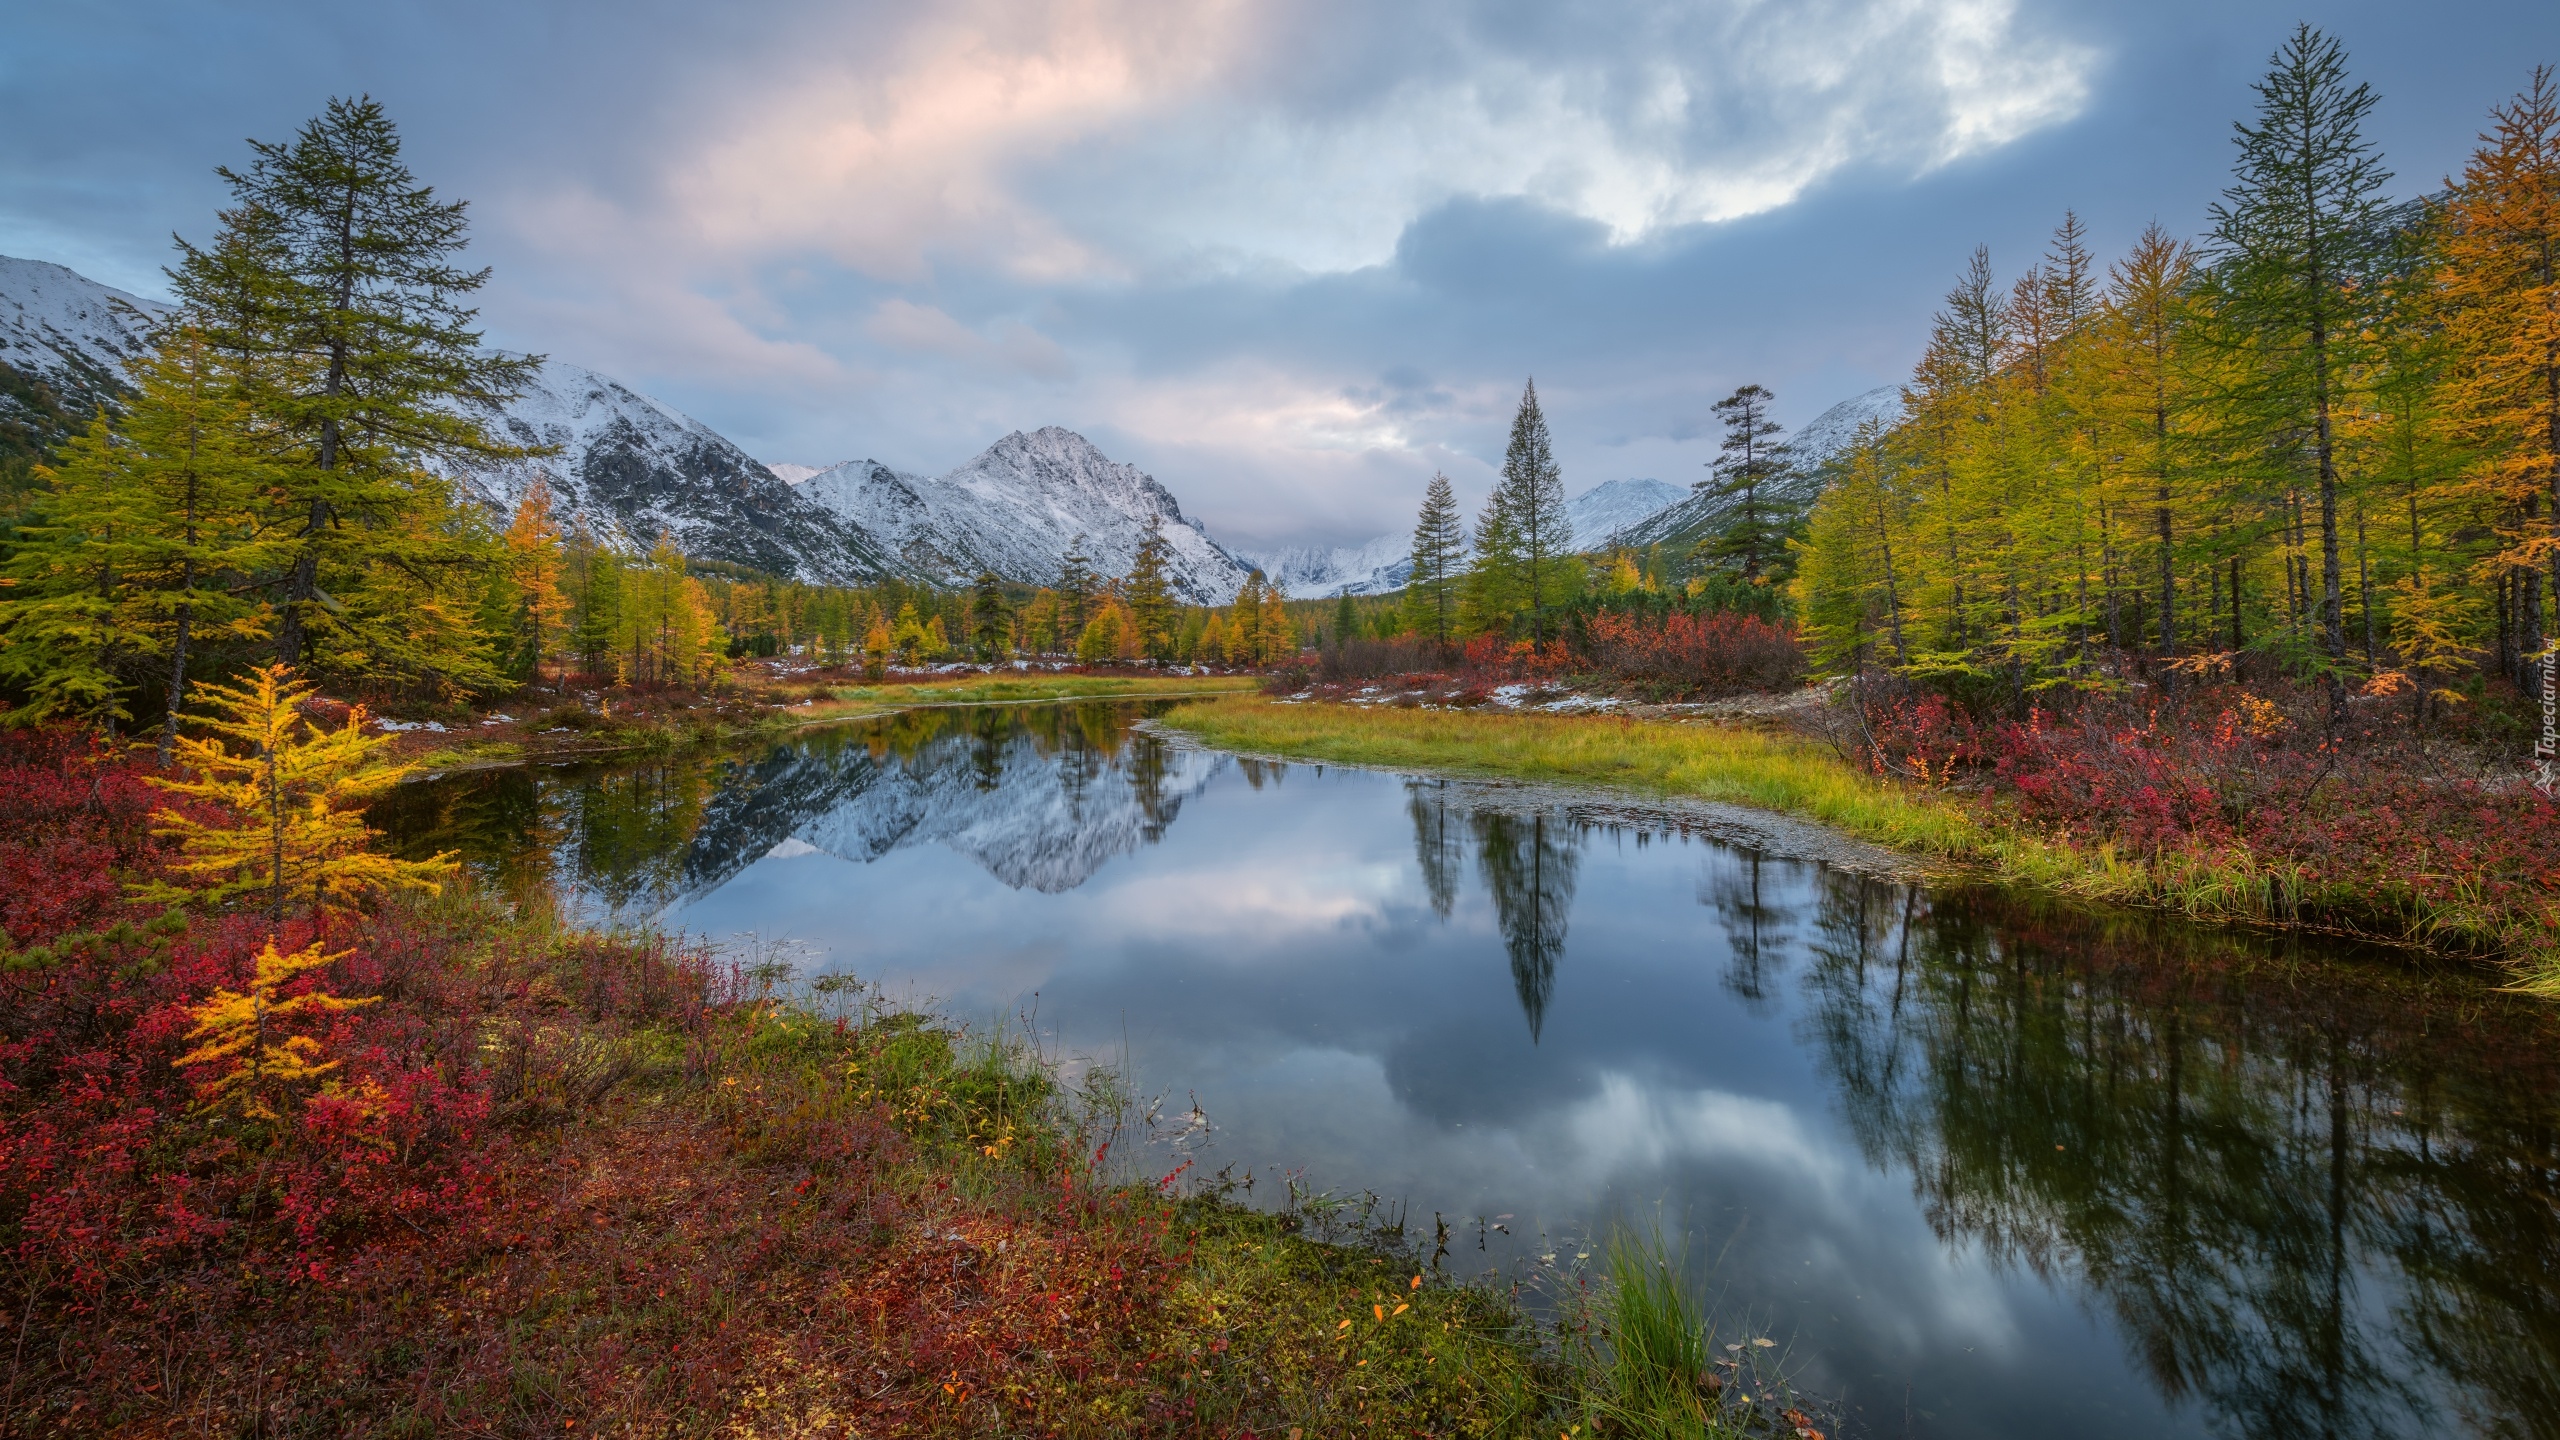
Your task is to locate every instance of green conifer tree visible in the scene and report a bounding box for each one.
[1696,384,1799,586]
[1124,517,1176,662]
[969,569,1014,661]
[1498,380,1573,639]
[168,95,540,693]
[2206,25,2390,676]
[1056,537,1096,641]
[1399,471,1467,646]
[1,330,282,741]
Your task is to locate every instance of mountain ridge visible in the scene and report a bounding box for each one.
[795,427,1253,604]
[0,255,172,460]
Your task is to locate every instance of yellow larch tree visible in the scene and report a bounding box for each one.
[504,477,571,690]
[2434,66,2560,672]
[140,664,455,927]
[174,937,377,1120]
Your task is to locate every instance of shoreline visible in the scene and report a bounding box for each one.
[388,672,1263,778]
[1154,693,2550,971]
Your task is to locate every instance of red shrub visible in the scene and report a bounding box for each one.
[1855,683,2560,951]
[1576,610,1805,695]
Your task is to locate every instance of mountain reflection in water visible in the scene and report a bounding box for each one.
[374,702,2560,1440]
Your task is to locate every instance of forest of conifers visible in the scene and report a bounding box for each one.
[1791,35,2559,722]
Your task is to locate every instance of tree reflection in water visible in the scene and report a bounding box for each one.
[1406,781,1466,920]
[1798,876,2560,1440]
[1467,810,1580,1043]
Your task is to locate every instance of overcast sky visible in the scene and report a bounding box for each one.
[7,0,2555,550]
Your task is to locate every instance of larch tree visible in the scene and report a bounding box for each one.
[1,329,281,741]
[2098,225,2204,670]
[503,477,570,690]
[168,95,538,694]
[140,663,453,928]
[1498,380,1572,639]
[2434,66,2560,690]
[2207,25,2391,680]
[1226,572,1266,664]
[1400,471,1467,646]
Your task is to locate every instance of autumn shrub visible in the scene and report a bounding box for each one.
[1573,610,1805,697]
[0,729,499,1307]
[1849,678,2560,955]
[1316,634,1453,681]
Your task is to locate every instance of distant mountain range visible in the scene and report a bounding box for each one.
[1242,476,1692,597]
[2,251,1899,602]
[440,361,896,584]
[1605,386,1900,557]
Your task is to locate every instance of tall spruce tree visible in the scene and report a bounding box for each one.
[1124,518,1176,662]
[169,96,537,691]
[968,570,1014,661]
[2207,26,2390,677]
[1463,486,1524,636]
[1697,384,1796,585]
[1056,537,1097,640]
[1400,471,1466,645]
[1498,379,1572,639]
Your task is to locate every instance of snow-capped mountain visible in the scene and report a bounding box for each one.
[0,254,172,451]
[1242,534,1415,598]
[796,427,1252,604]
[1787,385,1903,468]
[1601,387,1903,553]
[1246,477,1689,598]
[440,361,895,584]
[767,462,827,485]
[1566,478,1685,547]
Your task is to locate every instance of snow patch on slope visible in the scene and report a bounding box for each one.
[1788,386,1903,468]
[440,361,891,584]
[0,254,172,421]
[1567,478,1686,548]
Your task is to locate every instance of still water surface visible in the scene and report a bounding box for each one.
[372,701,2560,1440]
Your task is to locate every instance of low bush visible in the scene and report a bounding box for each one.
[1849,676,2560,957]
[1574,611,1805,697]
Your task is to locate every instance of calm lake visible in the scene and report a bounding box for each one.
[372,700,2560,1440]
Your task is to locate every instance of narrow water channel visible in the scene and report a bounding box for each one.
[371,700,2560,1440]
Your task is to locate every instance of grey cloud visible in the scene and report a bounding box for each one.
[4,0,2554,553]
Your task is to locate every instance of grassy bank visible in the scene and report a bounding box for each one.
[398,672,1261,772]
[1158,695,2560,973]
